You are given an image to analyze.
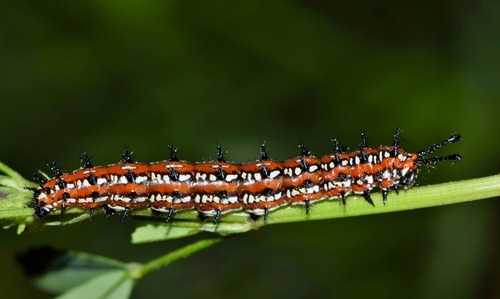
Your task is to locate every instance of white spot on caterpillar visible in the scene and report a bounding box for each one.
[114,205,128,211]
[201,194,211,203]
[199,209,217,217]
[250,208,266,216]
[179,174,191,182]
[111,194,132,203]
[135,196,147,203]
[252,195,263,203]
[226,174,238,182]
[165,164,183,169]
[135,176,148,184]
[195,173,207,181]
[269,170,281,179]
[82,179,92,187]
[95,196,107,203]
[121,165,136,170]
[254,173,262,181]
[78,198,92,204]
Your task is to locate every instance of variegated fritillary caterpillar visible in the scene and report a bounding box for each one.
[32,129,461,223]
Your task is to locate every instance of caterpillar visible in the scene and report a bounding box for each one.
[32,129,461,223]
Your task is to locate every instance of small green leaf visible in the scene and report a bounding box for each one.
[131,223,202,243]
[16,223,26,234]
[0,161,36,190]
[17,247,127,295]
[55,270,133,299]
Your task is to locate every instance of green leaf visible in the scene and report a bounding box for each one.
[0,161,36,190]
[17,247,127,295]
[0,162,37,229]
[55,270,133,299]
[131,223,202,243]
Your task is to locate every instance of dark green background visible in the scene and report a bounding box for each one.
[1,1,498,298]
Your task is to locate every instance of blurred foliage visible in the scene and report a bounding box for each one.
[0,0,498,298]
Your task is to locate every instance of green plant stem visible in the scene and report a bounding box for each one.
[137,237,223,277]
[262,174,500,225]
[130,175,500,241]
